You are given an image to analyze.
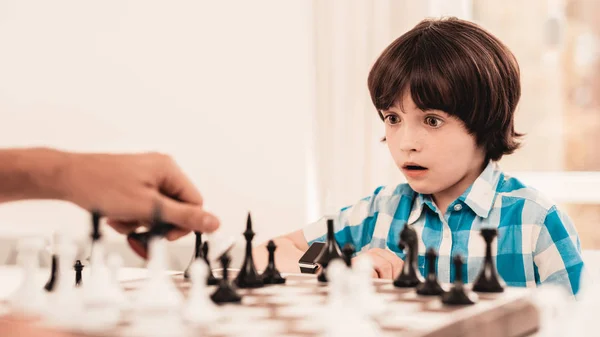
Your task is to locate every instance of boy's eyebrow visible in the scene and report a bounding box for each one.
[382,107,426,114]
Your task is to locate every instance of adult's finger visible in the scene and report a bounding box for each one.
[166,227,190,241]
[371,249,403,279]
[106,219,142,234]
[157,155,204,206]
[158,194,220,233]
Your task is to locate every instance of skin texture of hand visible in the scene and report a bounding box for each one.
[352,248,404,279]
[60,151,220,242]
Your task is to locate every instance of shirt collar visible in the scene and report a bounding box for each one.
[407,160,503,223]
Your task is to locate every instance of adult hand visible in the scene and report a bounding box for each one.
[61,151,220,241]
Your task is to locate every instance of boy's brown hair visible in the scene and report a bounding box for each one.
[368,17,523,162]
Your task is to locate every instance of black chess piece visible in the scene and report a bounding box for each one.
[126,202,176,259]
[202,242,219,286]
[442,254,478,305]
[234,212,264,288]
[315,218,342,282]
[91,210,102,242]
[44,254,58,292]
[393,224,424,287]
[210,251,242,304]
[74,260,84,287]
[472,228,505,293]
[184,231,203,280]
[261,240,286,285]
[87,210,102,264]
[416,248,445,296]
[342,243,355,267]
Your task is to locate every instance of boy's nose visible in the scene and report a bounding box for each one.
[398,128,423,152]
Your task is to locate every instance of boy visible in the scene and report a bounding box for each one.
[254,17,584,296]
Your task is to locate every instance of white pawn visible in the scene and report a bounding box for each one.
[352,256,386,316]
[9,237,48,316]
[126,238,185,337]
[134,237,183,310]
[106,253,129,309]
[44,239,82,330]
[321,259,382,337]
[204,229,236,263]
[182,259,221,326]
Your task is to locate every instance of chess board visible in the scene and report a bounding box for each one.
[114,270,539,337]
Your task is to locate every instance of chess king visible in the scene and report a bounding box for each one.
[254,16,585,297]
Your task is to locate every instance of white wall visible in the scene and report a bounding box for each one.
[0,1,315,256]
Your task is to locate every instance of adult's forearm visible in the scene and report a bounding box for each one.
[0,148,69,203]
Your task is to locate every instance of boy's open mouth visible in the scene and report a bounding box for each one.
[403,164,427,170]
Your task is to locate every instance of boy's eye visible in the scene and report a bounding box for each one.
[384,115,400,125]
[425,116,443,128]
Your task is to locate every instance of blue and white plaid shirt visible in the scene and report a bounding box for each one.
[303,160,585,296]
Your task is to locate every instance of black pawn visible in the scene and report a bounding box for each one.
[442,255,478,305]
[315,218,342,283]
[184,231,203,280]
[210,251,242,304]
[91,210,102,242]
[234,212,264,288]
[416,248,445,296]
[202,242,219,286]
[472,228,505,293]
[44,254,58,292]
[261,240,286,285]
[342,243,355,267]
[393,224,424,287]
[74,260,84,287]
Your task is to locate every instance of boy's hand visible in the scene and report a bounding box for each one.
[352,248,404,279]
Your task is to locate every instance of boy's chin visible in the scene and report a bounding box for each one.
[406,181,439,195]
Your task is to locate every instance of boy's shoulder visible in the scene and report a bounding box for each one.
[495,171,561,219]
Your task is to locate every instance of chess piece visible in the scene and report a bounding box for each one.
[352,256,386,316]
[47,239,84,328]
[472,228,505,293]
[261,240,286,284]
[183,259,221,325]
[9,237,48,316]
[126,202,176,259]
[184,231,203,280]
[74,260,84,287]
[202,242,219,285]
[442,254,478,305]
[234,212,264,288]
[315,218,342,282]
[342,243,355,267]
[416,248,445,296]
[210,251,242,304]
[393,224,424,287]
[44,253,58,292]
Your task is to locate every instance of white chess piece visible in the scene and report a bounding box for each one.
[321,259,382,337]
[204,228,236,263]
[44,239,83,330]
[352,256,386,316]
[106,253,129,309]
[9,237,48,316]
[78,232,122,333]
[126,237,185,337]
[182,259,221,326]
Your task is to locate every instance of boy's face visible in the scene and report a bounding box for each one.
[382,91,486,198]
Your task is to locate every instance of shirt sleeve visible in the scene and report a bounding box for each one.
[533,205,585,296]
[302,186,385,254]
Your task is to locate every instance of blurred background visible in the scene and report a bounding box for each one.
[0,0,598,269]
